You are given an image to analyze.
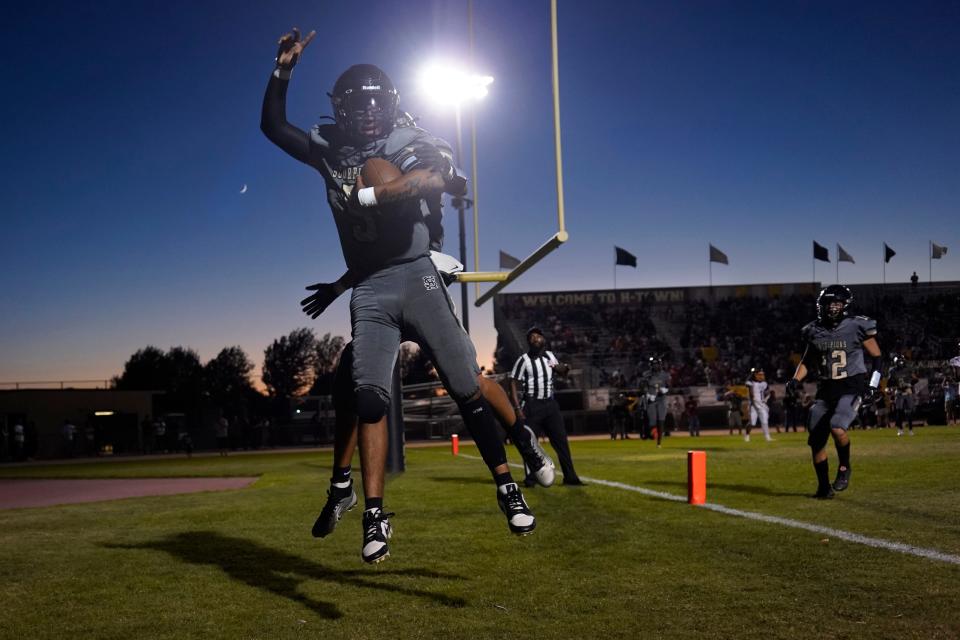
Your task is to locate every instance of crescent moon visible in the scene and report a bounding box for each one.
[240,184,248,194]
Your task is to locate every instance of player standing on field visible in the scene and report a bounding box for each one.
[744,368,772,442]
[786,285,884,499]
[641,357,670,447]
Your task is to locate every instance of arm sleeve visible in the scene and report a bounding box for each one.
[260,73,312,164]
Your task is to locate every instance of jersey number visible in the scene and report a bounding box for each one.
[830,350,848,380]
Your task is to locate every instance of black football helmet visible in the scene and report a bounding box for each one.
[817,284,852,326]
[329,64,399,140]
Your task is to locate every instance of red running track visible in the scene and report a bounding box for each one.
[0,477,257,509]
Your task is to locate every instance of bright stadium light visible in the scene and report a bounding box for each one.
[417,61,494,334]
[419,63,494,106]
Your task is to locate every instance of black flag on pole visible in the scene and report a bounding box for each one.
[615,246,637,268]
[813,241,830,262]
[838,244,855,263]
[499,250,521,270]
[709,244,729,265]
[884,243,896,263]
[932,242,948,259]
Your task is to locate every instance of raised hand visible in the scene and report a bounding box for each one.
[276,27,316,70]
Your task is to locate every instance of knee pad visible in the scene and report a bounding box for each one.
[356,387,388,424]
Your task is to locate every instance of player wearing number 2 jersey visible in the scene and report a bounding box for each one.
[786,285,884,499]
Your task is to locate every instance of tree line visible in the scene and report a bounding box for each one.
[112,329,346,420]
[112,328,442,423]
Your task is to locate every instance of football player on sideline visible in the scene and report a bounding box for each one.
[261,29,539,562]
[744,368,772,442]
[786,285,884,499]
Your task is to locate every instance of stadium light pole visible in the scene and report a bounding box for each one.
[418,64,494,334]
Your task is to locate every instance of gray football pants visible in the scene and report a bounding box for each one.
[807,395,859,450]
[350,256,480,404]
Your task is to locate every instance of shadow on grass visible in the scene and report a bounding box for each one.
[644,479,807,498]
[105,531,467,619]
[426,476,491,485]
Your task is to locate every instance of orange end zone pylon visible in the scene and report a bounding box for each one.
[687,450,706,505]
[451,433,459,456]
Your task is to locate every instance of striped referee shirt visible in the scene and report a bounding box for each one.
[511,350,559,400]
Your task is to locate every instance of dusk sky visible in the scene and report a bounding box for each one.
[1,0,957,385]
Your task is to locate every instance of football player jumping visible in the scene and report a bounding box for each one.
[786,285,884,499]
[261,29,546,562]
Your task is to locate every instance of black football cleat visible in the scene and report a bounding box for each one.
[515,425,555,487]
[312,480,357,538]
[361,508,394,564]
[832,466,851,492]
[497,482,536,535]
[812,487,836,500]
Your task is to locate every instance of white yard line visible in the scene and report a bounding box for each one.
[459,454,960,566]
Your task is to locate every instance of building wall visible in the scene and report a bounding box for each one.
[0,389,158,459]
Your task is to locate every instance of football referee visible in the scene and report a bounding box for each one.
[510,327,585,486]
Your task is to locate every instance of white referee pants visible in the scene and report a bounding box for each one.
[749,404,771,440]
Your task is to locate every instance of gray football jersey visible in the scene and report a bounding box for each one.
[801,315,877,392]
[642,370,670,399]
[307,123,455,273]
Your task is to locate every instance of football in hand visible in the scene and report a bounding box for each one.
[360,157,401,186]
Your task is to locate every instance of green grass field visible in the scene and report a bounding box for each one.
[2,427,959,639]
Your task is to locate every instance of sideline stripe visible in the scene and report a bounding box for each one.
[459,454,960,566]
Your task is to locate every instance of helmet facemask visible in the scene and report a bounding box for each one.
[816,285,852,327]
[332,89,398,140]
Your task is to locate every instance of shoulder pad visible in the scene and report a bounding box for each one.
[855,315,878,335]
[382,125,429,154]
[384,125,453,155]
